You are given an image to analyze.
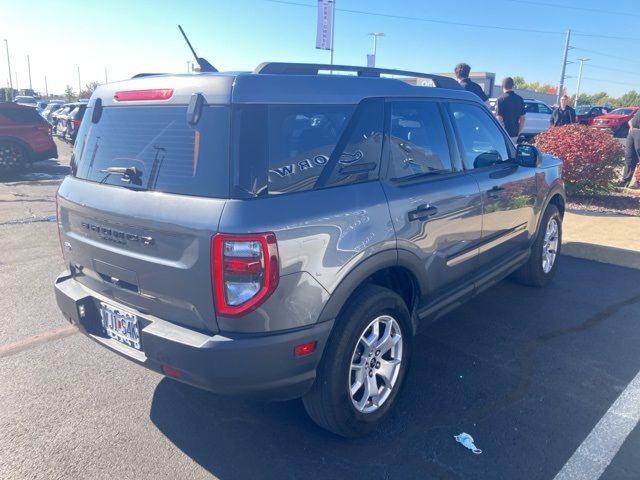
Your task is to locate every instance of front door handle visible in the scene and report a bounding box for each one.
[487,186,505,199]
[408,204,438,222]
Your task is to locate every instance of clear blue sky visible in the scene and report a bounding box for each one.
[0,0,638,97]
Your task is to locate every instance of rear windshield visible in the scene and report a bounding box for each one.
[71,105,230,198]
[0,107,47,124]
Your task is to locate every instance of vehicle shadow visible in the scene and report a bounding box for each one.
[149,257,640,480]
[0,158,69,183]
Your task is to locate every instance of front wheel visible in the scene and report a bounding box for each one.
[0,142,29,170]
[303,284,412,437]
[513,204,562,287]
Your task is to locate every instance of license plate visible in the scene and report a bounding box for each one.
[99,302,141,350]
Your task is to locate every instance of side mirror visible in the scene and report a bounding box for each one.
[516,144,543,168]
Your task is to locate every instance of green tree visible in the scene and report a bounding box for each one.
[64,85,76,103]
[79,81,99,100]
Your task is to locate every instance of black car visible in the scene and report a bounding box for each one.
[575,105,611,125]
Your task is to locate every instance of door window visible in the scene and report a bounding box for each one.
[387,101,453,180]
[448,102,511,170]
[538,103,552,114]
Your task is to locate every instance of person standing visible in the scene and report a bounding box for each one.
[621,109,640,187]
[551,95,576,126]
[496,77,526,143]
[454,63,488,102]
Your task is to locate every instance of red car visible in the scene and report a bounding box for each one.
[592,106,640,137]
[0,102,58,169]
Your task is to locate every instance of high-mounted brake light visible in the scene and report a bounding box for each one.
[113,89,174,102]
[212,233,279,318]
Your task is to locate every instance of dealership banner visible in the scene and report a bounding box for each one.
[316,0,334,50]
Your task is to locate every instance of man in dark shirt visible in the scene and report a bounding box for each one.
[622,109,640,187]
[454,63,488,102]
[496,77,526,142]
[551,95,576,126]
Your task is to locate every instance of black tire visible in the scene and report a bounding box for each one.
[0,142,29,170]
[303,284,412,437]
[513,204,562,287]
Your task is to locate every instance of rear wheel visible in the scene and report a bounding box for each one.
[514,204,562,287]
[0,142,29,170]
[303,284,412,437]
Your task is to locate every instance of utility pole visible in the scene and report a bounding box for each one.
[77,66,81,95]
[104,67,108,84]
[27,54,32,91]
[367,32,384,68]
[557,29,571,106]
[3,39,13,101]
[574,58,589,107]
[44,75,48,98]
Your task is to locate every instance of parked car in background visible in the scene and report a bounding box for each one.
[0,102,57,169]
[41,102,64,122]
[35,100,48,112]
[52,103,75,138]
[488,98,552,140]
[62,103,88,143]
[14,95,38,107]
[575,105,611,125]
[592,107,640,137]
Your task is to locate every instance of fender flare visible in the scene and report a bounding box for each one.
[535,183,566,236]
[317,249,429,327]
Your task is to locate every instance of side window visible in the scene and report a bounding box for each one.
[538,104,552,114]
[524,102,539,114]
[387,101,453,180]
[448,102,510,169]
[233,102,384,197]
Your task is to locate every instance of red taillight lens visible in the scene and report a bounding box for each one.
[161,365,181,379]
[113,89,174,102]
[72,119,80,129]
[212,233,279,318]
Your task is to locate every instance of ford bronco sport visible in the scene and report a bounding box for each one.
[54,62,565,437]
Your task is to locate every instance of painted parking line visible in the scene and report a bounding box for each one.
[0,325,77,359]
[553,369,640,480]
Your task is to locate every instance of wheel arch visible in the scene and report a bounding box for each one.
[0,136,34,161]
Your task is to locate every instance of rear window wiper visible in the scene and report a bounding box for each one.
[99,166,143,185]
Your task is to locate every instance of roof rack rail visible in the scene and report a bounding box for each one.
[253,62,461,90]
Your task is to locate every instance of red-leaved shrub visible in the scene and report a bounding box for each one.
[534,124,624,194]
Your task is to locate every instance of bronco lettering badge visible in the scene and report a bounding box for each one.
[81,221,154,246]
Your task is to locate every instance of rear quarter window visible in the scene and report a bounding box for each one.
[233,101,384,197]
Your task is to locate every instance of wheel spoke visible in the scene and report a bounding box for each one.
[366,372,379,406]
[377,358,401,387]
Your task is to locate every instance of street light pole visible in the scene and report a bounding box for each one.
[3,39,13,101]
[574,58,589,108]
[27,54,32,91]
[557,29,571,106]
[367,32,384,67]
[44,75,48,98]
[77,66,81,95]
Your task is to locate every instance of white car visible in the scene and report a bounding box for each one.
[489,98,552,139]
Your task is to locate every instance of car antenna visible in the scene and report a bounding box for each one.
[178,25,218,73]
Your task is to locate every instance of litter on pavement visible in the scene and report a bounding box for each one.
[454,432,483,454]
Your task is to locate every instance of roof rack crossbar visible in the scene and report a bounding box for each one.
[253,62,461,89]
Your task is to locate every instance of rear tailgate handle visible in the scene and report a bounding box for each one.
[408,205,438,222]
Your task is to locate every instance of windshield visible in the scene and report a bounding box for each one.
[576,106,592,114]
[72,105,230,198]
[610,108,634,115]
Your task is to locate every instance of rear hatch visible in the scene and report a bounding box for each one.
[57,80,232,334]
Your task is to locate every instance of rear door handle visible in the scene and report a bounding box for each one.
[487,186,505,199]
[408,204,438,222]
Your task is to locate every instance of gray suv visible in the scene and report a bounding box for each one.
[54,63,565,437]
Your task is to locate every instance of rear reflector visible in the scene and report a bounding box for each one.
[161,365,181,379]
[294,341,317,357]
[113,89,174,102]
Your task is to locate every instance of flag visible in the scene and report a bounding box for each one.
[316,0,334,50]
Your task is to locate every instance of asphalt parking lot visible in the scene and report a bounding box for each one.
[1,139,639,480]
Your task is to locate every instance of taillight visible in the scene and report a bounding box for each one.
[113,89,174,102]
[72,119,80,129]
[212,233,279,317]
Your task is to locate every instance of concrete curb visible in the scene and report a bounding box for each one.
[561,241,640,270]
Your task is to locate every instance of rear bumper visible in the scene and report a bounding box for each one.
[32,142,58,161]
[54,272,334,400]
